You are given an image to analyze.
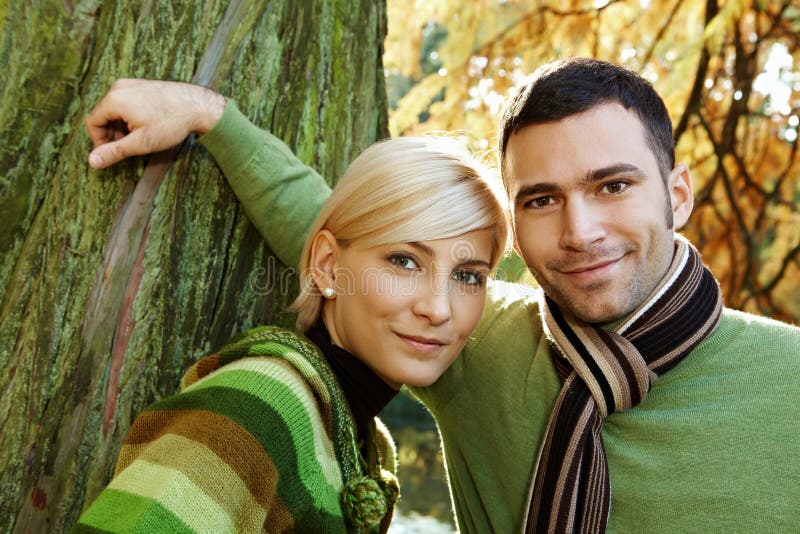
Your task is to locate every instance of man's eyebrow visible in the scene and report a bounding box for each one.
[513,163,647,205]
[514,183,559,203]
[585,163,645,184]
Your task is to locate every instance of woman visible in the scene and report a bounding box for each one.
[73,135,509,532]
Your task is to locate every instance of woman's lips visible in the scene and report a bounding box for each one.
[395,333,447,353]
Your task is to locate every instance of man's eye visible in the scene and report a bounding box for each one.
[602,181,629,194]
[389,254,419,270]
[526,196,555,209]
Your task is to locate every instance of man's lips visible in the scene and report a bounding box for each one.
[559,258,619,274]
[553,256,625,284]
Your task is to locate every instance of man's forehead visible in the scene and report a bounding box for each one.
[502,106,658,191]
[502,103,649,152]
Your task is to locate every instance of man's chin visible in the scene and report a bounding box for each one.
[547,290,631,324]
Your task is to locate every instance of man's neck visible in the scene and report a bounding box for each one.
[597,316,627,331]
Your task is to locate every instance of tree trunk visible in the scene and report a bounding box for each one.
[0,1,388,531]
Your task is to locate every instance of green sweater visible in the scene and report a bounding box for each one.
[73,326,397,533]
[200,101,800,533]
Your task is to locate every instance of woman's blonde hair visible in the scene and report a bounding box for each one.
[291,136,510,331]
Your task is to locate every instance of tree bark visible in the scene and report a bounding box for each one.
[0,1,388,531]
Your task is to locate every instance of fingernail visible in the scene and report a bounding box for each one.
[89,153,103,168]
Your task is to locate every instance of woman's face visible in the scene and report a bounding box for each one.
[320,229,495,389]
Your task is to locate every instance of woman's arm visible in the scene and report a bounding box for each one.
[85,79,330,268]
[198,101,330,267]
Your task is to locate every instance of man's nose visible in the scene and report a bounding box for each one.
[559,200,605,251]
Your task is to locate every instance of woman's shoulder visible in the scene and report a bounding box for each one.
[181,325,324,389]
[175,325,357,459]
[112,350,350,533]
[171,326,342,443]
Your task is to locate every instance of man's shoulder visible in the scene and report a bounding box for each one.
[717,307,800,357]
[721,307,800,334]
[476,279,544,341]
[484,278,542,313]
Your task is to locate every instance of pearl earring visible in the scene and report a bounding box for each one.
[323,287,335,298]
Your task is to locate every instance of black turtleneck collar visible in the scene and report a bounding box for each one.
[305,318,398,438]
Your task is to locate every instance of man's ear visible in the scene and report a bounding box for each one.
[668,163,694,230]
[308,229,339,296]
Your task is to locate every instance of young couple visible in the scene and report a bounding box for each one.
[74,58,800,533]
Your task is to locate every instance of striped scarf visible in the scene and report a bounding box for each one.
[522,236,723,533]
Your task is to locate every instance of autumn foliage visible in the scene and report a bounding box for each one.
[385,0,800,322]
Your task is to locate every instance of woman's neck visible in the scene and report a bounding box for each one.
[304,319,398,438]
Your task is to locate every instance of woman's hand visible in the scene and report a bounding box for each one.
[85,79,226,169]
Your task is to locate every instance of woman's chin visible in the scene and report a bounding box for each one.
[399,372,444,389]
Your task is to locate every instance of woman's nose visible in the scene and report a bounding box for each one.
[412,278,452,326]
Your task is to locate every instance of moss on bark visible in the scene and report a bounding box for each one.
[0,1,388,531]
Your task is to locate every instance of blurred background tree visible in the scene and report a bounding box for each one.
[382,1,798,529]
[385,0,799,322]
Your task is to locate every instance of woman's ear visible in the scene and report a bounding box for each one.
[308,229,339,298]
[668,163,694,230]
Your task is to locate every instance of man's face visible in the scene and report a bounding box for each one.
[504,103,693,323]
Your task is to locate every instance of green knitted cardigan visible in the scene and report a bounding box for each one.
[72,326,399,533]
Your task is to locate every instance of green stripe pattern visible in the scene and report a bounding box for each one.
[72,327,395,533]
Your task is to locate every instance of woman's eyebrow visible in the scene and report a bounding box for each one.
[408,242,492,269]
[406,241,434,257]
[456,258,492,270]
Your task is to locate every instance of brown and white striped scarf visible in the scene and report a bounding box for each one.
[522,236,723,533]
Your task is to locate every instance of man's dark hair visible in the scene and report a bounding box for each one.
[499,57,675,181]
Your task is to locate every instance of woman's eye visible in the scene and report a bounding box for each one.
[452,270,484,286]
[389,254,419,270]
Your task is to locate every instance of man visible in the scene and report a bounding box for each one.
[86,59,800,532]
